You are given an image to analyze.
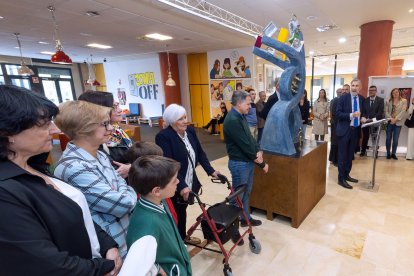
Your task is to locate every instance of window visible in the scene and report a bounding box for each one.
[11,78,31,89]
[0,66,4,84]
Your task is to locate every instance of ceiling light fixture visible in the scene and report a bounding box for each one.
[338,37,347,43]
[87,43,113,49]
[409,9,413,13]
[0,16,4,19]
[316,24,338,32]
[306,15,318,21]
[13,33,34,75]
[85,11,100,17]
[40,51,56,55]
[48,5,72,64]
[165,47,176,87]
[85,54,101,87]
[145,33,173,41]
[38,41,49,45]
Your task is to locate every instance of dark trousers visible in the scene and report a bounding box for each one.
[315,134,325,141]
[171,197,188,240]
[329,144,338,164]
[257,127,263,143]
[338,127,359,182]
[204,119,218,134]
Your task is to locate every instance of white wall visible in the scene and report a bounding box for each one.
[103,54,165,117]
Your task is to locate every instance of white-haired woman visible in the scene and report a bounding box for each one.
[155,104,220,243]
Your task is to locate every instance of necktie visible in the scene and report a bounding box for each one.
[353,96,358,127]
[370,100,374,108]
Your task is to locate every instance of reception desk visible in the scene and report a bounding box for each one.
[250,140,327,228]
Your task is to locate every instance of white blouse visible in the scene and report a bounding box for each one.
[50,177,101,258]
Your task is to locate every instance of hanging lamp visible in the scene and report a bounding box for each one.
[13,33,34,75]
[85,54,101,86]
[165,50,176,86]
[48,5,72,64]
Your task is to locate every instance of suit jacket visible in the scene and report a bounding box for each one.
[362,96,384,120]
[256,99,266,128]
[259,91,279,120]
[155,126,215,195]
[330,97,340,144]
[336,93,366,137]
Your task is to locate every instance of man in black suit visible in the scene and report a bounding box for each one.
[328,88,343,166]
[336,78,366,189]
[360,85,385,157]
[259,78,280,120]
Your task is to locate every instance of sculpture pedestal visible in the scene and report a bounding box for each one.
[250,140,327,228]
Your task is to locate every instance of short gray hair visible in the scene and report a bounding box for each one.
[163,103,186,127]
[231,91,250,106]
[351,78,361,85]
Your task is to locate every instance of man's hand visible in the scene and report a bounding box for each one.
[262,163,269,173]
[105,248,122,276]
[255,151,263,164]
[113,161,131,179]
[159,267,167,276]
[180,187,191,201]
[361,117,367,123]
[352,111,361,118]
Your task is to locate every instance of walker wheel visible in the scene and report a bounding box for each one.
[249,238,262,254]
[223,266,233,276]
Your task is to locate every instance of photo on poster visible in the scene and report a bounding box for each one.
[208,48,253,79]
[117,88,126,105]
[210,80,235,101]
[399,88,412,108]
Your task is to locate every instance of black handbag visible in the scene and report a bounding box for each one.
[405,113,414,128]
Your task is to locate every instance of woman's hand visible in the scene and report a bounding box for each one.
[105,248,122,276]
[262,163,269,173]
[113,161,131,179]
[211,171,221,178]
[180,187,191,201]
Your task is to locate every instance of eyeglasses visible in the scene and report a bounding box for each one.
[112,103,120,109]
[98,120,111,130]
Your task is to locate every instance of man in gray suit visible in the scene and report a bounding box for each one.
[360,85,385,157]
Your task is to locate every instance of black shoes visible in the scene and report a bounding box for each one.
[391,154,398,160]
[240,218,262,227]
[231,231,244,246]
[387,154,391,159]
[338,180,353,189]
[360,151,366,157]
[345,175,358,183]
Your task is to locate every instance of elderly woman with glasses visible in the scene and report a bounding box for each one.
[156,104,220,243]
[0,85,121,275]
[78,91,133,178]
[54,100,137,259]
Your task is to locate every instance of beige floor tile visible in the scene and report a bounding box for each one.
[189,150,414,275]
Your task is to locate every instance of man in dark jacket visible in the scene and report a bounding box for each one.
[360,85,385,157]
[224,91,269,244]
[259,78,280,120]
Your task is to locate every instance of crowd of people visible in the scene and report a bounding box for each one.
[0,79,412,274]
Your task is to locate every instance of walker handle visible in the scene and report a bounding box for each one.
[225,185,246,203]
[211,173,228,184]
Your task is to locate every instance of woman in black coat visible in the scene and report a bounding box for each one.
[156,104,220,243]
[0,85,121,276]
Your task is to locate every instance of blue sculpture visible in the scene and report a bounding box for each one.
[252,21,306,155]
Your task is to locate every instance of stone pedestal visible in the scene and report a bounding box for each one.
[250,140,327,228]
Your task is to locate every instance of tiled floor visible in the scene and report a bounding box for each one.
[187,150,414,276]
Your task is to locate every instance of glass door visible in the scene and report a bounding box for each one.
[42,80,60,106]
[59,80,75,102]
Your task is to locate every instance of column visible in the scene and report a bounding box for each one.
[357,20,394,96]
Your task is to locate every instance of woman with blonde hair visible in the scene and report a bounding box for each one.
[384,88,407,159]
[312,89,329,141]
[54,101,137,259]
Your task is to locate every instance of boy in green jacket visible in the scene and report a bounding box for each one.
[126,155,192,276]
